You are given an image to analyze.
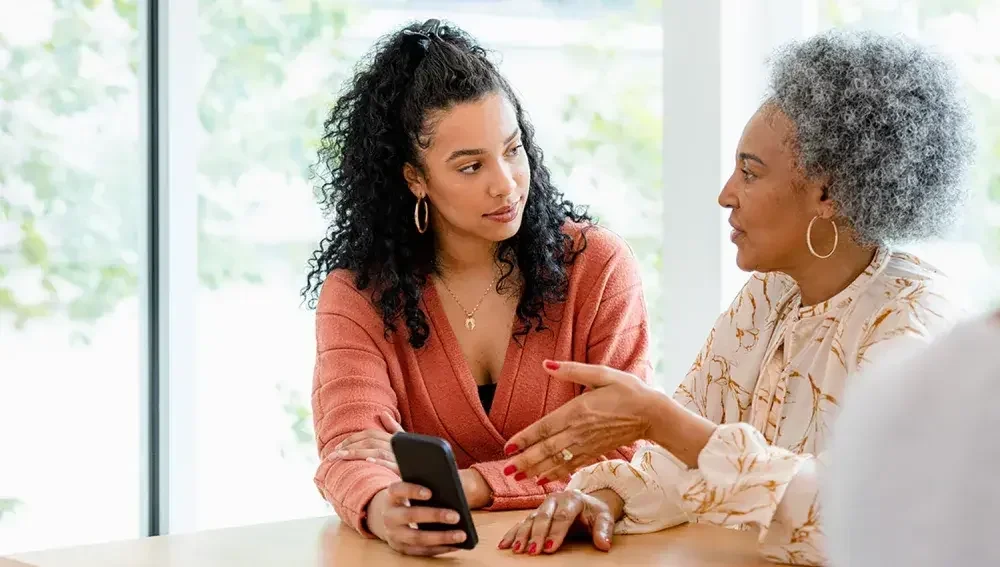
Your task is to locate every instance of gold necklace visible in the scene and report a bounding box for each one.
[438,272,498,331]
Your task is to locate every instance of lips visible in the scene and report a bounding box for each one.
[729,219,744,243]
[484,198,522,223]
[486,203,517,217]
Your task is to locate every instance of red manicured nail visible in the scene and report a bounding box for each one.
[514,472,527,481]
[513,542,521,552]
[503,465,517,476]
[544,540,554,551]
[504,443,518,456]
[529,543,538,554]
[544,360,560,371]
[537,477,550,486]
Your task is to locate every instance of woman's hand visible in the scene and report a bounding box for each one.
[367,482,468,556]
[497,489,623,554]
[330,412,403,472]
[502,361,668,483]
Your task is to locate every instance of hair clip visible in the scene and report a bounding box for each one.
[401,28,431,52]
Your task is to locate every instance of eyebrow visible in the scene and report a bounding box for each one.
[445,128,521,162]
[738,152,767,168]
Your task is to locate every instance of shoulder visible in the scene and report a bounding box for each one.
[316,269,383,325]
[861,251,963,331]
[563,222,642,295]
[564,222,638,275]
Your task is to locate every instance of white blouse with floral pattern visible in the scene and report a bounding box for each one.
[566,249,961,566]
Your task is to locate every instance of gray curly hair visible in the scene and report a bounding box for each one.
[766,30,976,246]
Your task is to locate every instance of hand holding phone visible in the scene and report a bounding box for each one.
[391,432,479,549]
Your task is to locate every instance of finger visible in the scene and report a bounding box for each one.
[527,497,558,555]
[335,448,395,463]
[510,429,581,480]
[587,508,614,552]
[542,360,627,389]
[339,436,392,452]
[336,429,391,450]
[497,520,523,550]
[379,411,404,434]
[387,482,431,505]
[503,411,574,473]
[511,515,534,554]
[365,457,399,474]
[388,505,461,527]
[545,495,584,552]
[389,525,468,548]
[536,453,601,485]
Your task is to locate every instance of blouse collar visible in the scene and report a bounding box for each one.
[794,247,890,319]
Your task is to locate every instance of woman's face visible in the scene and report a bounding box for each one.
[719,106,835,273]
[404,92,530,243]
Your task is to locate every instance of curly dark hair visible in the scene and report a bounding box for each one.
[303,19,592,348]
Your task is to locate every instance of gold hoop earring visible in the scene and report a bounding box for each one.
[414,196,429,234]
[806,216,838,259]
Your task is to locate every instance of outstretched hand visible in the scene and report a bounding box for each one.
[501,360,661,484]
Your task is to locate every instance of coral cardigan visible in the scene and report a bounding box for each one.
[311,224,651,535]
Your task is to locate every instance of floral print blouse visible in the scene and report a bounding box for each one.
[566,248,961,565]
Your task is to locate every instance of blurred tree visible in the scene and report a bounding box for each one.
[0,0,356,334]
[0,498,21,524]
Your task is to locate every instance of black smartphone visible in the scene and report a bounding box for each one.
[390,432,479,550]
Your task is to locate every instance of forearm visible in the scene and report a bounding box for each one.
[644,389,717,469]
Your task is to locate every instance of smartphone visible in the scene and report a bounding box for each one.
[390,432,479,550]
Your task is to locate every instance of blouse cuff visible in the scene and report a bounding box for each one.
[567,445,691,534]
[676,423,803,531]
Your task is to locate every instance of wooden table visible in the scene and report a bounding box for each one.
[2,511,781,566]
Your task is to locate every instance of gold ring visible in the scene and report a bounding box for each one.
[560,448,573,462]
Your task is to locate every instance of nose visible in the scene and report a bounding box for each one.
[718,171,739,210]
[488,161,518,199]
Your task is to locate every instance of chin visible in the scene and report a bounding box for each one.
[489,217,523,242]
[734,248,758,273]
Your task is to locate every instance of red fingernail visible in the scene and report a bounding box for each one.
[513,542,521,552]
[504,443,518,456]
[514,472,527,481]
[544,539,553,551]
[537,477,550,486]
[529,543,538,554]
[503,465,517,476]
[544,360,560,371]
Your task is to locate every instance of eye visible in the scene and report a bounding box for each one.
[505,144,523,158]
[459,162,482,174]
[741,168,757,182]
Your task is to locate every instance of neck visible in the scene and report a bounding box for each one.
[786,239,877,306]
[434,225,497,276]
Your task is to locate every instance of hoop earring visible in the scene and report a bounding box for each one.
[414,196,429,234]
[806,216,838,259]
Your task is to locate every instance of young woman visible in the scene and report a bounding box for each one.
[302,19,651,557]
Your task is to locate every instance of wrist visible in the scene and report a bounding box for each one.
[365,488,391,541]
[590,488,625,522]
[646,395,716,469]
[459,468,492,510]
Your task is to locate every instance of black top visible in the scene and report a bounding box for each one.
[478,383,497,414]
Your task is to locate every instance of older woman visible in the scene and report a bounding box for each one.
[495,31,976,565]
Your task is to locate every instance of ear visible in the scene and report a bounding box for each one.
[403,163,425,199]
[804,174,835,219]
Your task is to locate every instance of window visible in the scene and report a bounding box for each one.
[183,0,663,532]
[0,0,144,554]
[816,0,1000,310]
